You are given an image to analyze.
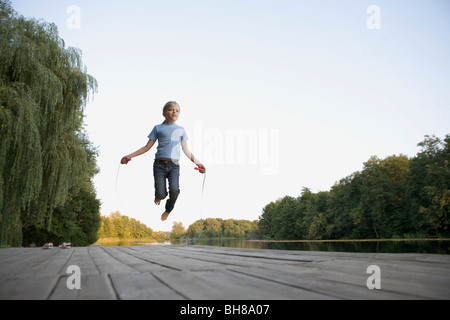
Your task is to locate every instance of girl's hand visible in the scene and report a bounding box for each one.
[121,156,132,165]
[195,164,206,174]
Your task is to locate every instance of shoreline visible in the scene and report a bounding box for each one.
[247,238,450,243]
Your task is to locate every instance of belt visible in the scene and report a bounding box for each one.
[155,159,179,165]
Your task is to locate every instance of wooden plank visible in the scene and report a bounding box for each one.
[61,247,100,276]
[49,274,117,300]
[309,258,450,299]
[0,248,74,300]
[99,247,172,272]
[165,246,316,269]
[121,246,227,271]
[151,269,333,300]
[0,248,61,279]
[161,247,429,299]
[0,276,59,300]
[227,266,415,300]
[27,249,74,278]
[109,273,185,300]
[1,245,449,300]
[87,246,139,275]
[160,246,450,299]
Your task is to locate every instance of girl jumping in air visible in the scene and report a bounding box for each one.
[121,101,205,221]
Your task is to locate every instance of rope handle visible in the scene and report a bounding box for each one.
[195,167,206,174]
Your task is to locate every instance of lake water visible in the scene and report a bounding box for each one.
[175,238,450,254]
[96,238,450,254]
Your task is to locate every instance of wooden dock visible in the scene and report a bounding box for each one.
[1,245,449,300]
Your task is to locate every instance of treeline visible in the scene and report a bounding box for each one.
[97,215,259,243]
[0,1,100,247]
[98,212,166,242]
[181,218,259,240]
[259,135,450,240]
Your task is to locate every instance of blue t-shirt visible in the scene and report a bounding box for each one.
[148,123,188,160]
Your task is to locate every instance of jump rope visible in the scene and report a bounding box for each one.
[114,158,206,247]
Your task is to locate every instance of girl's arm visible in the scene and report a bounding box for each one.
[181,141,205,173]
[121,139,156,164]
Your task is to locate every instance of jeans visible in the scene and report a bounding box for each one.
[153,159,180,213]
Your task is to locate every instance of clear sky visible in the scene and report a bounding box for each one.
[10,0,450,232]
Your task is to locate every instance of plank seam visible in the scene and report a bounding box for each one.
[107,274,121,300]
[151,272,190,300]
[117,247,183,271]
[227,268,345,300]
[175,247,314,263]
[45,274,65,300]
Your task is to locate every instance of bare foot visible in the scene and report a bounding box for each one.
[154,198,161,206]
[161,211,170,221]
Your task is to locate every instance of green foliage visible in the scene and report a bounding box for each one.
[22,188,101,247]
[170,221,186,240]
[409,135,450,236]
[259,135,450,240]
[185,218,259,240]
[98,212,164,241]
[0,1,99,246]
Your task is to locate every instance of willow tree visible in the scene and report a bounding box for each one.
[0,1,98,246]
